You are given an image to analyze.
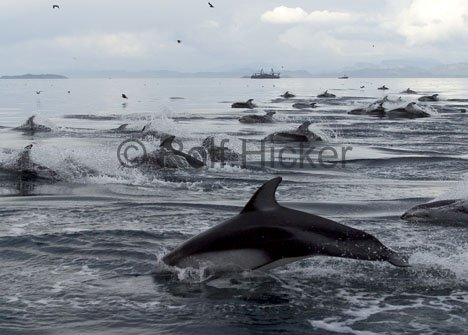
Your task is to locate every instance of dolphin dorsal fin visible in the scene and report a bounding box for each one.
[26,115,36,127]
[17,144,33,168]
[117,124,128,130]
[297,121,311,132]
[241,177,282,213]
[160,135,175,149]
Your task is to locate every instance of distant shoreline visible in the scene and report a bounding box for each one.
[0,74,68,79]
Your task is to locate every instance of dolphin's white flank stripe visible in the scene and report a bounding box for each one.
[176,249,270,271]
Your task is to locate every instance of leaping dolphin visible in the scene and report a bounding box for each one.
[162,177,409,273]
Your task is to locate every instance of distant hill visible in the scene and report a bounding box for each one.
[0,74,68,79]
[71,69,314,79]
[318,62,468,78]
[318,66,432,78]
[64,62,468,79]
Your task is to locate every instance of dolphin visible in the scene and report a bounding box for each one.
[348,101,385,117]
[231,99,257,109]
[280,91,295,99]
[264,121,322,142]
[162,177,409,272]
[401,199,468,224]
[13,116,52,133]
[317,90,336,98]
[418,94,439,102]
[109,124,141,134]
[159,136,205,168]
[239,111,276,124]
[110,123,172,139]
[199,136,240,163]
[401,88,417,94]
[134,136,204,169]
[137,148,192,169]
[0,144,59,181]
[386,102,430,119]
[292,102,317,109]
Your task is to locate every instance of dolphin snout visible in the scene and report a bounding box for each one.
[400,212,410,220]
[387,252,410,267]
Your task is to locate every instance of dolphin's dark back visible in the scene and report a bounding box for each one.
[162,177,409,270]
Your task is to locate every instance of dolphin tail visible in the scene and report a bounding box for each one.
[160,135,176,150]
[387,252,410,267]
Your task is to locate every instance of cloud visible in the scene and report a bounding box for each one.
[261,6,352,25]
[261,6,308,24]
[55,33,146,58]
[2,0,468,73]
[394,0,468,45]
[52,32,168,58]
[279,28,342,54]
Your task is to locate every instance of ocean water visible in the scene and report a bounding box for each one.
[0,77,467,334]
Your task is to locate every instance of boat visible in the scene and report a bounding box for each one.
[338,75,349,79]
[251,68,280,79]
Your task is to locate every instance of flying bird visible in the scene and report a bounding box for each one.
[52,5,59,9]
[208,2,214,8]
[122,94,128,99]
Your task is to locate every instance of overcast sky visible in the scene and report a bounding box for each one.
[2,0,468,74]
